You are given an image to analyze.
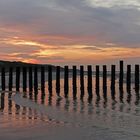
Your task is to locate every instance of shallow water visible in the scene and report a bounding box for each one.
[0,76,140,140]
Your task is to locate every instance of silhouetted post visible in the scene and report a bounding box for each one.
[48,65,52,94]
[111,65,116,90]
[103,65,107,90]
[80,66,84,98]
[119,60,124,90]
[29,67,33,92]
[16,67,20,91]
[23,67,27,92]
[34,67,38,93]
[87,65,92,97]
[64,66,69,97]
[9,67,13,91]
[135,65,139,92]
[56,66,60,95]
[96,65,100,96]
[1,67,5,91]
[126,65,131,91]
[73,66,77,98]
[41,66,45,93]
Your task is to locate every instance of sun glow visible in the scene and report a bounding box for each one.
[0,38,46,48]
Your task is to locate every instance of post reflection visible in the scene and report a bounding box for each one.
[56,97,62,107]
[95,96,100,108]
[126,88,132,104]
[48,94,52,106]
[41,93,45,104]
[64,98,70,112]
[119,88,124,103]
[135,90,140,105]
[80,99,85,114]
[0,92,5,111]
[103,88,108,109]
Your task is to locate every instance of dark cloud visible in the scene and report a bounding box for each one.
[0,0,140,47]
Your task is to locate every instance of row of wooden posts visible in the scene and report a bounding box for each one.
[0,61,139,97]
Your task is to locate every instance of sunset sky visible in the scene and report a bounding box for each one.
[0,0,140,66]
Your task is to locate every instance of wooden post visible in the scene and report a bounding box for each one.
[9,67,13,91]
[64,66,69,97]
[126,65,131,91]
[111,65,116,101]
[56,66,60,95]
[80,66,84,98]
[73,66,77,98]
[103,65,107,90]
[23,67,27,92]
[41,66,45,93]
[96,65,100,96]
[48,65,52,94]
[29,67,33,92]
[119,60,124,90]
[34,67,38,93]
[87,65,92,97]
[135,65,139,92]
[111,65,115,90]
[1,67,5,91]
[16,67,20,91]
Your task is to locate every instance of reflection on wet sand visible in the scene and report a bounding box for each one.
[0,75,140,126]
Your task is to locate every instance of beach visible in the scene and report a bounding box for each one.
[0,74,140,140]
